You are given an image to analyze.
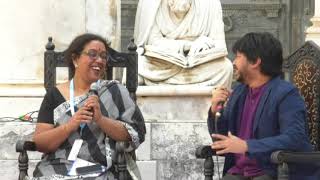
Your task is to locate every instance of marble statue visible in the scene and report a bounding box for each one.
[134,0,233,86]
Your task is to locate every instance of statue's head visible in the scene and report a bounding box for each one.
[168,0,191,16]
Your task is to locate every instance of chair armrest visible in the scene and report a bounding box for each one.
[271,151,320,179]
[16,140,36,180]
[271,150,320,164]
[115,141,132,180]
[16,140,37,152]
[195,145,216,180]
[195,145,216,159]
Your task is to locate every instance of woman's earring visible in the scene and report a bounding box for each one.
[74,63,78,68]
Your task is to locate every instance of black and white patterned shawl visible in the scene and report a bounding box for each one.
[32,80,146,180]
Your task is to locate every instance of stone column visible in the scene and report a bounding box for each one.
[305,0,320,45]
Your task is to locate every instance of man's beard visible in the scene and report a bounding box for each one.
[234,70,245,83]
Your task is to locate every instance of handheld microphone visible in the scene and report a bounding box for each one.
[80,82,99,136]
[87,82,99,113]
[213,101,224,180]
[89,82,99,96]
[215,101,224,119]
[213,101,224,141]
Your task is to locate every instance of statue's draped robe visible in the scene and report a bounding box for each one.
[134,0,233,86]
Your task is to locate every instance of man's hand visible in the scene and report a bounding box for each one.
[211,132,248,155]
[211,87,230,115]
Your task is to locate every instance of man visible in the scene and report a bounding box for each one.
[208,32,314,180]
[134,0,233,86]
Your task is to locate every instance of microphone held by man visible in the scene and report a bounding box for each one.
[211,87,231,119]
[215,101,224,119]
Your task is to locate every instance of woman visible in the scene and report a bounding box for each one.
[33,33,146,180]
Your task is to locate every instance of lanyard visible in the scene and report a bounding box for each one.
[70,79,85,135]
[70,79,76,116]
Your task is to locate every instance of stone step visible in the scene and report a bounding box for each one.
[1,160,159,180]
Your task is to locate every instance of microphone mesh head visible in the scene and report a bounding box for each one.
[89,82,99,96]
[90,82,98,91]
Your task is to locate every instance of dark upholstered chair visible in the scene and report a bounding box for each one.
[16,37,138,180]
[196,41,320,180]
[270,41,320,179]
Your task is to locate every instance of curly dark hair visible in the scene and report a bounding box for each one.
[64,33,109,77]
[232,32,283,77]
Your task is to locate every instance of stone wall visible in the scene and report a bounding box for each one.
[135,86,224,180]
[0,0,118,85]
[0,0,84,84]
[120,0,138,51]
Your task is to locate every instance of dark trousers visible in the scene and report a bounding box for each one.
[222,173,275,180]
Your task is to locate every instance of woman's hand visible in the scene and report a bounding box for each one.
[84,95,103,123]
[67,106,93,132]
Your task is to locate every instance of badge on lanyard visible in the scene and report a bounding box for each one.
[68,139,83,161]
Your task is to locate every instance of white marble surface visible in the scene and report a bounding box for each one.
[137,85,213,96]
[137,161,157,180]
[0,122,40,160]
[0,84,45,97]
[151,123,211,160]
[315,0,320,17]
[0,160,37,180]
[0,0,85,83]
[86,0,121,50]
[0,98,42,118]
[0,0,120,87]
[137,96,211,122]
[136,123,151,161]
[157,159,223,180]
[305,0,320,45]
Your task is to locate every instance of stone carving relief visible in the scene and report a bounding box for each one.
[222,2,282,33]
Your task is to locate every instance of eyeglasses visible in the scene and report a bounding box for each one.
[81,49,108,61]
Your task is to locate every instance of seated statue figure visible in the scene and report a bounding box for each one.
[134,0,233,86]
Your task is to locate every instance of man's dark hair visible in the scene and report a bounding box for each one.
[65,33,109,77]
[232,32,283,77]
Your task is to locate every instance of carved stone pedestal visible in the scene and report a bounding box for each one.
[136,85,224,180]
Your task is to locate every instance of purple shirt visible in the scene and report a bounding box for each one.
[228,84,267,177]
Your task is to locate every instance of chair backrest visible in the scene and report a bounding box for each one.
[283,41,320,150]
[44,37,138,101]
